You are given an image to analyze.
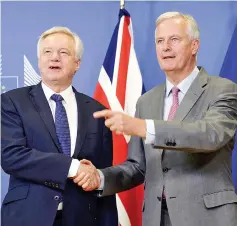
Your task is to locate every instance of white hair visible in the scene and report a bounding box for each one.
[155,12,200,40]
[37,26,84,60]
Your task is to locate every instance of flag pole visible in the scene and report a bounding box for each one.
[120,0,125,9]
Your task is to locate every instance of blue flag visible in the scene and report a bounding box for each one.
[220,24,237,192]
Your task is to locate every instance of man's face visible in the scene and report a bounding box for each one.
[38,33,80,86]
[155,17,198,73]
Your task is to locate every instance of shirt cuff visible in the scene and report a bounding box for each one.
[97,169,105,190]
[145,119,155,144]
[68,159,80,178]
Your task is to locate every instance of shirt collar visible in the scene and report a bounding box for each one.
[165,66,199,97]
[41,82,74,104]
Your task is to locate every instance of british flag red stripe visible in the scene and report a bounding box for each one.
[94,9,144,226]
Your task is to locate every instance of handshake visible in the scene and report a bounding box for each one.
[69,109,145,192]
[71,159,101,192]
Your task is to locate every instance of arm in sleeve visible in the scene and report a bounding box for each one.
[100,105,145,196]
[153,82,237,152]
[1,93,72,190]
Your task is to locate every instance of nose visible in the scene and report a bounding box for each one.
[162,40,171,52]
[51,51,60,61]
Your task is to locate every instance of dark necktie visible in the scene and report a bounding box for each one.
[51,94,71,156]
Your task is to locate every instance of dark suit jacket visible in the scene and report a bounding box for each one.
[1,83,118,226]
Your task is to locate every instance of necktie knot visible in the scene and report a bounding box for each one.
[51,94,63,102]
[171,87,179,97]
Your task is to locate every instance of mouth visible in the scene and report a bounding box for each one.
[163,56,176,59]
[49,66,62,70]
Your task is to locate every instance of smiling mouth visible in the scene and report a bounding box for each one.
[49,66,61,70]
[163,56,175,59]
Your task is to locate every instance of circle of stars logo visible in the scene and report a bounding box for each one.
[1,85,6,93]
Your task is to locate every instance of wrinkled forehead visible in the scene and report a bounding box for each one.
[41,33,75,49]
[155,17,188,37]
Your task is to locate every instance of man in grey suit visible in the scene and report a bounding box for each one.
[79,12,237,226]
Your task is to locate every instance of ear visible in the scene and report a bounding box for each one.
[191,39,199,55]
[75,60,80,72]
[38,58,41,71]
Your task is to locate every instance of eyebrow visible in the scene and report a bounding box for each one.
[170,35,181,38]
[42,47,71,53]
[156,34,181,39]
[59,48,70,52]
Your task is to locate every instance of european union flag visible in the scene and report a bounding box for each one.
[0,75,19,201]
[0,76,19,94]
[220,24,237,193]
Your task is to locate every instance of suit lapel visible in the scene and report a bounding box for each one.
[173,67,208,121]
[151,84,165,120]
[150,85,165,157]
[29,83,62,153]
[72,91,90,158]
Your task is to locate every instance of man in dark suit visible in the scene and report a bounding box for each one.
[1,26,118,226]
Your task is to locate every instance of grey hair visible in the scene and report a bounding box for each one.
[155,12,200,40]
[37,26,84,60]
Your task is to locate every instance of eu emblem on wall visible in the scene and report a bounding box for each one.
[0,54,19,94]
[1,76,19,94]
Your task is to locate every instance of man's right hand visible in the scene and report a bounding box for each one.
[72,159,101,191]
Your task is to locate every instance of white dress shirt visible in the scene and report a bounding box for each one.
[42,83,80,209]
[145,66,200,143]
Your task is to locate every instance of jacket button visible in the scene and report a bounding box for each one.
[54,196,60,201]
[166,142,171,146]
[163,167,169,173]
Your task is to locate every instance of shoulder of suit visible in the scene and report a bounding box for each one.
[207,75,237,91]
[136,75,237,105]
[75,91,107,110]
[137,84,164,104]
[1,85,35,98]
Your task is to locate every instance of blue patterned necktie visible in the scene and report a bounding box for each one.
[51,94,71,156]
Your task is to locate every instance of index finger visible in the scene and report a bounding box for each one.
[93,109,113,119]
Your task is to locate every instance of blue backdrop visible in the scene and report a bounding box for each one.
[1,1,237,202]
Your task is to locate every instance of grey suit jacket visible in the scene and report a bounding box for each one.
[101,67,237,226]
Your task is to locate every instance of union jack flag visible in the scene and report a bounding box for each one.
[94,9,144,226]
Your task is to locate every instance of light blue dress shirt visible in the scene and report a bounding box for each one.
[145,66,200,144]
